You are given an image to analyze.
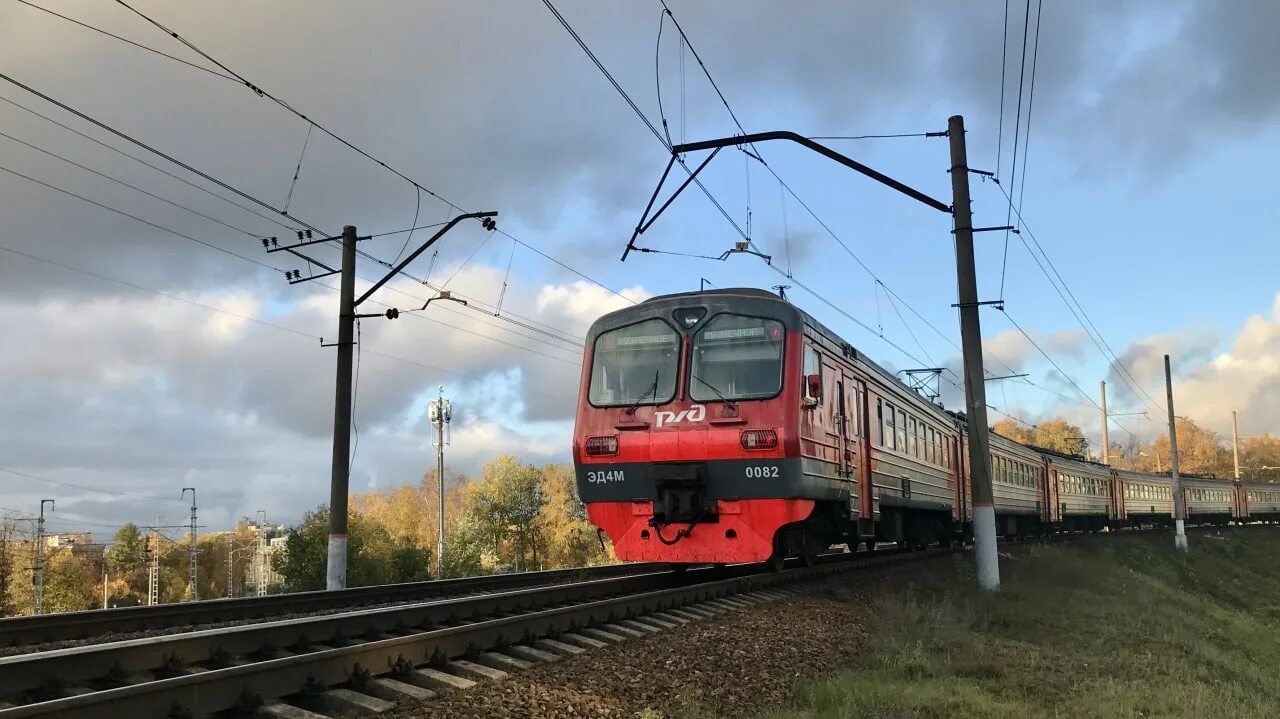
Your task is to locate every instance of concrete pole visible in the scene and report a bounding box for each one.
[948,115,999,590]
[431,387,450,578]
[1100,381,1110,465]
[1232,410,1241,480]
[1165,354,1188,552]
[102,566,108,609]
[326,225,357,591]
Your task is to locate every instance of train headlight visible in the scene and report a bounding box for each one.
[740,429,778,451]
[585,435,620,456]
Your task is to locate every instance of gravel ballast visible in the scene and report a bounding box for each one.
[382,555,961,719]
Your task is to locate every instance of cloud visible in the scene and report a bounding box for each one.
[1114,294,1280,438]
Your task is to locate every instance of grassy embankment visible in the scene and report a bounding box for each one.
[767,527,1280,719]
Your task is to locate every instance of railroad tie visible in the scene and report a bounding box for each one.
[603,622,647,638]
[407,667,478,691]
[365,677,437,702]
[562,631,610,649]
[477,651,535,672]
[580,626,629,643]
[447,659,509,682]
[259,701,331,719]
[324,687,395,714]
[507,644,563,663]
[534,637,587,656]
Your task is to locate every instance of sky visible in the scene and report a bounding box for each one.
[1,0,1277,535]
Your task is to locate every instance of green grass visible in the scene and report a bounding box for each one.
[764,527,1280,719]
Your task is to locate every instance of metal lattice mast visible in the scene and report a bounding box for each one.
[147,529,159,606]
[182,488,197,601]
[429,387,452,578]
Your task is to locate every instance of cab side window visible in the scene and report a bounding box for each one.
[803,345,822,405]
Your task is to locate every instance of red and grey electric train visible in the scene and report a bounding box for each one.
[572,288,1280,566]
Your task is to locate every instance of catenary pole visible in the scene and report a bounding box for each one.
[430,387,452,578]
[182,487,197,601]
[1165,354,1188,551]
[1232,410,1241,479]
[1100,381,1110,465]
[326,225,357,591]
[948,115,1000,590]
[33,498,53,608]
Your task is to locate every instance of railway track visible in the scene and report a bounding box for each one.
[0,562,666,650]
[0,548,948,718]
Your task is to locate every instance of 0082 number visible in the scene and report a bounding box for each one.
[744,465,780,478]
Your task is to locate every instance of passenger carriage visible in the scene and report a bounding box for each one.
[1114,469,1175,528]
[985,432,1049,537]
[1042,451,1112,532]
[1181,476,1233,526]
[1237,481,1280,523]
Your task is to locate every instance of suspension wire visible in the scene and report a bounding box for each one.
[392,187,423,264]
[996,0,1011,176]
[989,181,1164,416]
[495,235,518,316]
[999,0,1033,300]
[0,129,261,238]
[14,0,237,82]
[1014,0,1043,230]
[282,122,313,213]
[0,94,301,233]
[778,179,792,277]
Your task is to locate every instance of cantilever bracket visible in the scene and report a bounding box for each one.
[622,148,721,261]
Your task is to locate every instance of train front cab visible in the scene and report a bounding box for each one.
[573,290,849,566]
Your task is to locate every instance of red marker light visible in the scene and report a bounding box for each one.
[585,435,619,456]
[740,429,778,451]
[770,326,782,339]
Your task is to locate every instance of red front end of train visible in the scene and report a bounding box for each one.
[572,289,817,564]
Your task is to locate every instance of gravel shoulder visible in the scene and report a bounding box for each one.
[382,554,962,719]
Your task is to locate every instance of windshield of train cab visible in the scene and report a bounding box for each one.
[588,318,680,407]
[690,313,785,401]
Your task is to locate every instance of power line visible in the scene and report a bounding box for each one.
[998,0,1034,299]
[7,13,631,332]
[1014,0,1043,228]
[0,129,262,238]
[540,0,751,245]
[112,0,465,214]
[0,468,177,503]
[989,180,1165,416]
[999,309,1143,443]
[0,162,283,271]
[0,94,302,234]
[995,0,1011,176]
[1,73,590,353]
[14,0,238,83]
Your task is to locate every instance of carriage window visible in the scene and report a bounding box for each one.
[896,408,908,452]
[690,314,785,402]
[803,344,822,404]
[881,401,895,449]
[589,319,679,407]
[908,417,918,458]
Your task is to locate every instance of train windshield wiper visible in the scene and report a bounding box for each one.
[691,374,738,411]
[625,369,660,415]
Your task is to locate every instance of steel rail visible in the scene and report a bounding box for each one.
[0,562,665,648]
[0,549,947,717]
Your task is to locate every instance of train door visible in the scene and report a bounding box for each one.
[856,379,873,538]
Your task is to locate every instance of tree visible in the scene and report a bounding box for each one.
[536,463,611,568]
[273,506,432,592]
[107,523,148,601]
[465,456,544,571]
[992,418,1088,457]
[42,549,98,613]
[1241,433,1280,481]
